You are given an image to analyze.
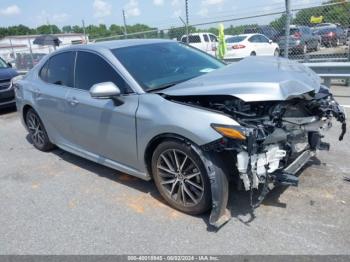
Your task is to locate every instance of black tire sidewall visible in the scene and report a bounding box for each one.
[151,140,211,215]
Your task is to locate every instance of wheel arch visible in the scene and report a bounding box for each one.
[144,133,198,179]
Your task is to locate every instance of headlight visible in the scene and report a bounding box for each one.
[211,124,247,140]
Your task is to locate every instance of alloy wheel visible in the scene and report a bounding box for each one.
[27,112,45,148]
[156,149,204,207]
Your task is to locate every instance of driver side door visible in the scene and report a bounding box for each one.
[66,51,139,168]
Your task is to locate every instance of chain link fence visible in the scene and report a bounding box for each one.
[1,0,349,72]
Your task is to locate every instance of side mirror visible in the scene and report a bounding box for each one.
[269,39,273,44]
[7,62,12,68]
[90,82,121,99]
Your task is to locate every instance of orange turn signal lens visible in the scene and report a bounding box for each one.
[212,126,246,140]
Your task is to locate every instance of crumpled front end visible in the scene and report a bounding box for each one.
[166,85,346,228]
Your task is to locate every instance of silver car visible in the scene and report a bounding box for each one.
[15,39,346,227]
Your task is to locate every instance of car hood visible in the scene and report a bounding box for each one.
[0,67,18,81]
[162,56,320,102]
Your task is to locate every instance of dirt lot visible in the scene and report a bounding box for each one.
[0,101,350,254]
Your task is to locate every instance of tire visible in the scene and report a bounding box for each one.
[250,51,256,56]
[25,109,54,151]
[151,140,211,215]
[273,49,279,56]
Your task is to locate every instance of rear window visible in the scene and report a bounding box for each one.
[226,36,247,43]
[181,35,201,43]
[280,28,300,36]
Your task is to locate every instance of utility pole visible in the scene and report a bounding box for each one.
[284,0,291,58]
[185,0,189,43]
[82,19,88,44]
[122,10,127,39]
[47,18,53,35]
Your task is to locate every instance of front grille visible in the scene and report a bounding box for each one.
[0,79,11,91]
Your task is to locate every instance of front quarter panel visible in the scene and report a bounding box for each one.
[136,93,239,172]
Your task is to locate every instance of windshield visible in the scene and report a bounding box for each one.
[0,57,9,69]
[112,42,224,91]
[226,36,247,43]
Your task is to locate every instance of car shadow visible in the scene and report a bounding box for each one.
[41,146,321,232]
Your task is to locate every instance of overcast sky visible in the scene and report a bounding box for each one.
[0,0,324,29]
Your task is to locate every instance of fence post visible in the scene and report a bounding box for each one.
[27,37,34,69]
[284,0,291,58]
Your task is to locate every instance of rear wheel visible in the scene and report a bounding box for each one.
[151,140,211,215]
[250,51,256,56]
[25,109,54,151]
[302,44,307,54]
[273,49,279,56]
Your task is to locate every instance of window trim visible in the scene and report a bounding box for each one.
[73,50,134,95]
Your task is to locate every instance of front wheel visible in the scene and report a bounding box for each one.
[151,140,211,215]
[273,49,279,56]
[25,109,54,151]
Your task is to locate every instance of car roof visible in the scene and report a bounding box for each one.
[58,39,175,52]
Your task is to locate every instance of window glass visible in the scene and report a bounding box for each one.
[226,36,247,43]
[203,34,209,42]
[0,57,9,69]
[75,51,128,93]
[249,35,260,42]
[39,60,49,82]
[112,42,224,92]
[188,35,201,43]
[258,35,269,43]
[209,34,217,42]
[46,52,75,87]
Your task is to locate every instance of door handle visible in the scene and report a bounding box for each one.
[68,97,80,106]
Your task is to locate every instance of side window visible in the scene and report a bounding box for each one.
[203,34,209,42]
[47,52,75,87]
[259,35,269,43]
[75,51,129,93]
[188,35,201,43]
[209,34,217,42]
[249,35,260,43]
[39,60,49,82]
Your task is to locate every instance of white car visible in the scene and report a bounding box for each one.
[224,33,279,60]
[181,33,217,56]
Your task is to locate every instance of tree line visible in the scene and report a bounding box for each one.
[1,0,348,40]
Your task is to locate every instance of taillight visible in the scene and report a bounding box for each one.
[327,32,335,37]
[232,44,246,49]
[293,32,301,39]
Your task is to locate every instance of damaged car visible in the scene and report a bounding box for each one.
[15,39,346,227]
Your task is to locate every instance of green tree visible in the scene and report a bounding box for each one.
[62,25,72,33]
[36,24,61,34]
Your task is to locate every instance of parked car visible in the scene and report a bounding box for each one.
[244,25,279,42]
[224,34,279,60]
[15,40,346,227]
[278,25,321,54]
[314,26,347,47]
[181,33,217,56]
[0,56,18,109]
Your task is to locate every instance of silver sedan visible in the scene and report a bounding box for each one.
[15,39,346,227]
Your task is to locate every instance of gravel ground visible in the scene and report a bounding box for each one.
[0,103,349,255]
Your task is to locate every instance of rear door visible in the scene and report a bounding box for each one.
[34,52,75,146]
[66,51,139,167]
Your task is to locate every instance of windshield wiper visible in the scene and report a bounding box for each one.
[147,81,183,92]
